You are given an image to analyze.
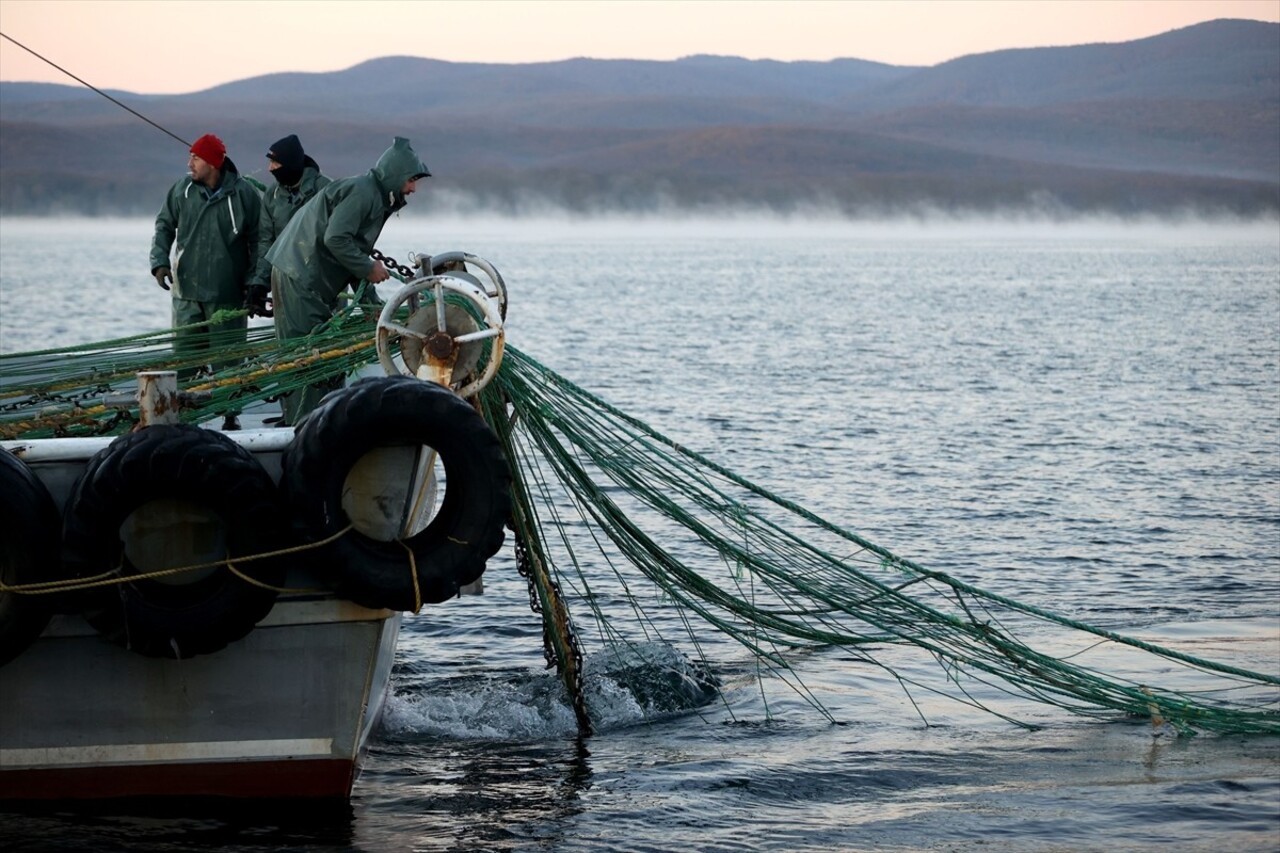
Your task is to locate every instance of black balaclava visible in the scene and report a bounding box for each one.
[267,134,306,186]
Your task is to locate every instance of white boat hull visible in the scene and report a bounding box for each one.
[0,594,400,800]
[1,428,401,800]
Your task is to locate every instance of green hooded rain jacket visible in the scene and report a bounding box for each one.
[249,161,331,287]
[149,159,262,303]
[266,136,430,339]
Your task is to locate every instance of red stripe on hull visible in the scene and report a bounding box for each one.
[0,757,356,800]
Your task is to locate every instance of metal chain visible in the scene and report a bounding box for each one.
[370,248,416,280]
[1,387,135,437]
[1,390,66,412]
[513,531,592,735]
[513,535,554,663]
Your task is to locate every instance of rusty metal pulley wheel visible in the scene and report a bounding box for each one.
[375,264,505,399]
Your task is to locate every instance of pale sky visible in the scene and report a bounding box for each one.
[1,0,1276,95]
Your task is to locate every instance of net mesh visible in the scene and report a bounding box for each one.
[3,307,1276,735]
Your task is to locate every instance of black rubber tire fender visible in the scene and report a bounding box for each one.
[282,376,511,611]
[62,424,286,659]
[0,449,59,667]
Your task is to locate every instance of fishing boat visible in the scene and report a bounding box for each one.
[0,254,512,800]
[3,245,1277,809]
[3,35,1278,818]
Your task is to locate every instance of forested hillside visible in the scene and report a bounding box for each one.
[1,18,1275,216]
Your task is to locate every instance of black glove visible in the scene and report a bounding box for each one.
[244,284,273,318]
[153,266,172,291]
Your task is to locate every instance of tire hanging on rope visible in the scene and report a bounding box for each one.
[0,449,59,667]
[281,376,512,611]
[62,424,287,659]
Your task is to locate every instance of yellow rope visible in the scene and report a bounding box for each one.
[0,524,356,595]
[185,339,376,393]
[4,519,437,617]
[5,566,122,592]
[0,406,110,440]
[1,337,379,438]
[225,561,329,595]
[396,539,424,614]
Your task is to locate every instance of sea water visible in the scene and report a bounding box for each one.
[0,215,1277,852]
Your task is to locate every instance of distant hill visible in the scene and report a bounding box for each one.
[844,18,1279,110]
[0,18,1276,216]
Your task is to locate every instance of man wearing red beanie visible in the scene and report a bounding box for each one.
[189,133,226,170]
[149,132,263,430]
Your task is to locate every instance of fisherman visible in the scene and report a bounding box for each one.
[149,133,262,430]
[265,136,431,425]
[245,134,331,318]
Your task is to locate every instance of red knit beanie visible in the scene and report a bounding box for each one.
[190,133,226,169]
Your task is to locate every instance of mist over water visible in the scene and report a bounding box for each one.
[1,214,1277,852]
[4,212,1275,354]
